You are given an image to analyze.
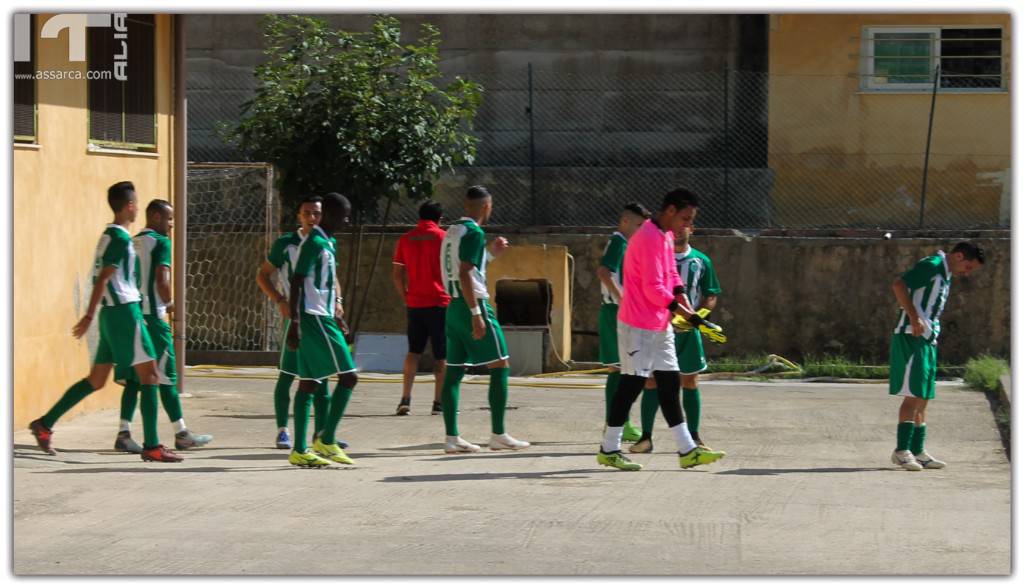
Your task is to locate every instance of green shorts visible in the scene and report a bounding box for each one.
[278,319,298,376]
[598,303,620,366]
[296,312,356,381]
[675,329,708,375]
[146,315,177,385]
[889,333,937,400]
[95,304,156,383]
[446,298,508,367]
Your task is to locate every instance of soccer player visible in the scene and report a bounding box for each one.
[596,188,726,471]
[256,195,334,450]
[285,192,357,468]
[437,185,529,453]
[631,223,721,453]
[596,202,650,443]
[391,200,451,416]
[889,242,985,471]
[114,200,213,453]
[28,181,182,462]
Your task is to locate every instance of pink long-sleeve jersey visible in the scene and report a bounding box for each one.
[617,218,684,330]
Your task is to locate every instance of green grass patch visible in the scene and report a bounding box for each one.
[963,355,1009,394]
[801,355,888,379]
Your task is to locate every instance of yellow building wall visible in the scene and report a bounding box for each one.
[768,14,1011,227]
[13,14,177,428]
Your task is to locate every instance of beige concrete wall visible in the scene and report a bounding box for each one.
[13,14,177,427]
[330,229,1009,367]
[768,14,1011,228]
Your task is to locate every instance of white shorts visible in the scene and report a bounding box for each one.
[616,320,679,378]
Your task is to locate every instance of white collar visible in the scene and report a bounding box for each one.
[107,223,131,235]
[937,250,949,278]
[676,244,692,258]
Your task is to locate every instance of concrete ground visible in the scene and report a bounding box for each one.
[12,370,1011,575]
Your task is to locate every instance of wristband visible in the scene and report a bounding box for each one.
[469,305,482,316]
[667,300,680,312]
[687,314,705,327]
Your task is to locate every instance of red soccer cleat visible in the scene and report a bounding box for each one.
[141,445,184,463]
[28,419,57,455]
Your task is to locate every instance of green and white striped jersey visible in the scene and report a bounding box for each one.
[441,217,490,300]
[894,251,951,344]
[293,226,337,316]
[599,232,627,305]
[133,228,172,318]
[267,229,306,294]
[93,224,141,307]
[675,245,722,309]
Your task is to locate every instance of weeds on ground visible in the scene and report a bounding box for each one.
[963,355,1010,394]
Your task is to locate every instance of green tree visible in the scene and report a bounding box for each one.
[228,14,481,332]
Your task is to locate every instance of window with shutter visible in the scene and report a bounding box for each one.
[88,14,156,148]
[14,14,36,142]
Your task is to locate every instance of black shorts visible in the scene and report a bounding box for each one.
[407,306,447,359]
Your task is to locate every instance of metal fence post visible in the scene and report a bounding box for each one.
[919,64,940,229]
[722,66,731,225]
[527,63,537,224]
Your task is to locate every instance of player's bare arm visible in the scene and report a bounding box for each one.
[597,265,623,304]
[488,236,510,257]
[256,260,290,319]
[391,262,407,301]
[458,261,486,340]
[334,265,349,335]
[286,272,304,350]
[892,277,925,337]
[155,265,174,316]
[701,294,718,312]
[72,265,117,338]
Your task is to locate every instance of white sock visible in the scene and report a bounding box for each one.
[671,423,697,454]
[279,426,288,433]
[173,419,187,433]
[601,426,624,453]
[119,420,131,433]
[446,435,462,444]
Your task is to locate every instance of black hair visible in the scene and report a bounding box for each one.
[952,241,986,264]
[300,195,324,206]
[661,188,699,211]
[622,202,652,219]
[146,198,172,217]
[466,185,491,200]
[323,192,351,216]
[107,181,136,213]
[419,200,444,222]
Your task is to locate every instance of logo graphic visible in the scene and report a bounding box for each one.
[14,13,128,81]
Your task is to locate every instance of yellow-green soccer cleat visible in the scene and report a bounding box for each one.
[678,447,726,469]
[313,438,356,465]
[289,450,331,468]
[621,422,643,443]
[597,450,643,471]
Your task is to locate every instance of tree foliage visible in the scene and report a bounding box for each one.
[228,14,482,217]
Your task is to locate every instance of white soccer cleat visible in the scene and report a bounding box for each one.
[891,450,923,471]
[915,451,947,469]
[489,433,530,451]
[444,436,481,454]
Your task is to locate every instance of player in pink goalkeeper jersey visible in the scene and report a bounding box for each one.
[596,188,727,471]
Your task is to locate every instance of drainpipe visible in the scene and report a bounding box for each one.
[172,14,188,391]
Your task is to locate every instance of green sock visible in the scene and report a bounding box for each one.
[682,388,701,434]
[603,372,621,423]
[293,390,313,453]
[159,384,184,423]
[896,421,915,452]
[42,379,95,428]
[910,423,927,455]
[640,386,659,437]
[489,367,510,435]
[441,366,465,437]
[320,384,353,445]
[273,373,294,429]
[313,380,329,437]
[119,380,139,422]
[140,384,160,449]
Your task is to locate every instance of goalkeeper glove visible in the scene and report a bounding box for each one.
[671,308,710,332]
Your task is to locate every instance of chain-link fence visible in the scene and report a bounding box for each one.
[189,67,1010,229]
[186,163,281,351]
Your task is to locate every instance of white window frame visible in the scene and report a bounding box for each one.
[861,25,1005,93]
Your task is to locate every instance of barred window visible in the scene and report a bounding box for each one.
[88,14,156,148]
[14,14,36,142]
[862,26,1004,91]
